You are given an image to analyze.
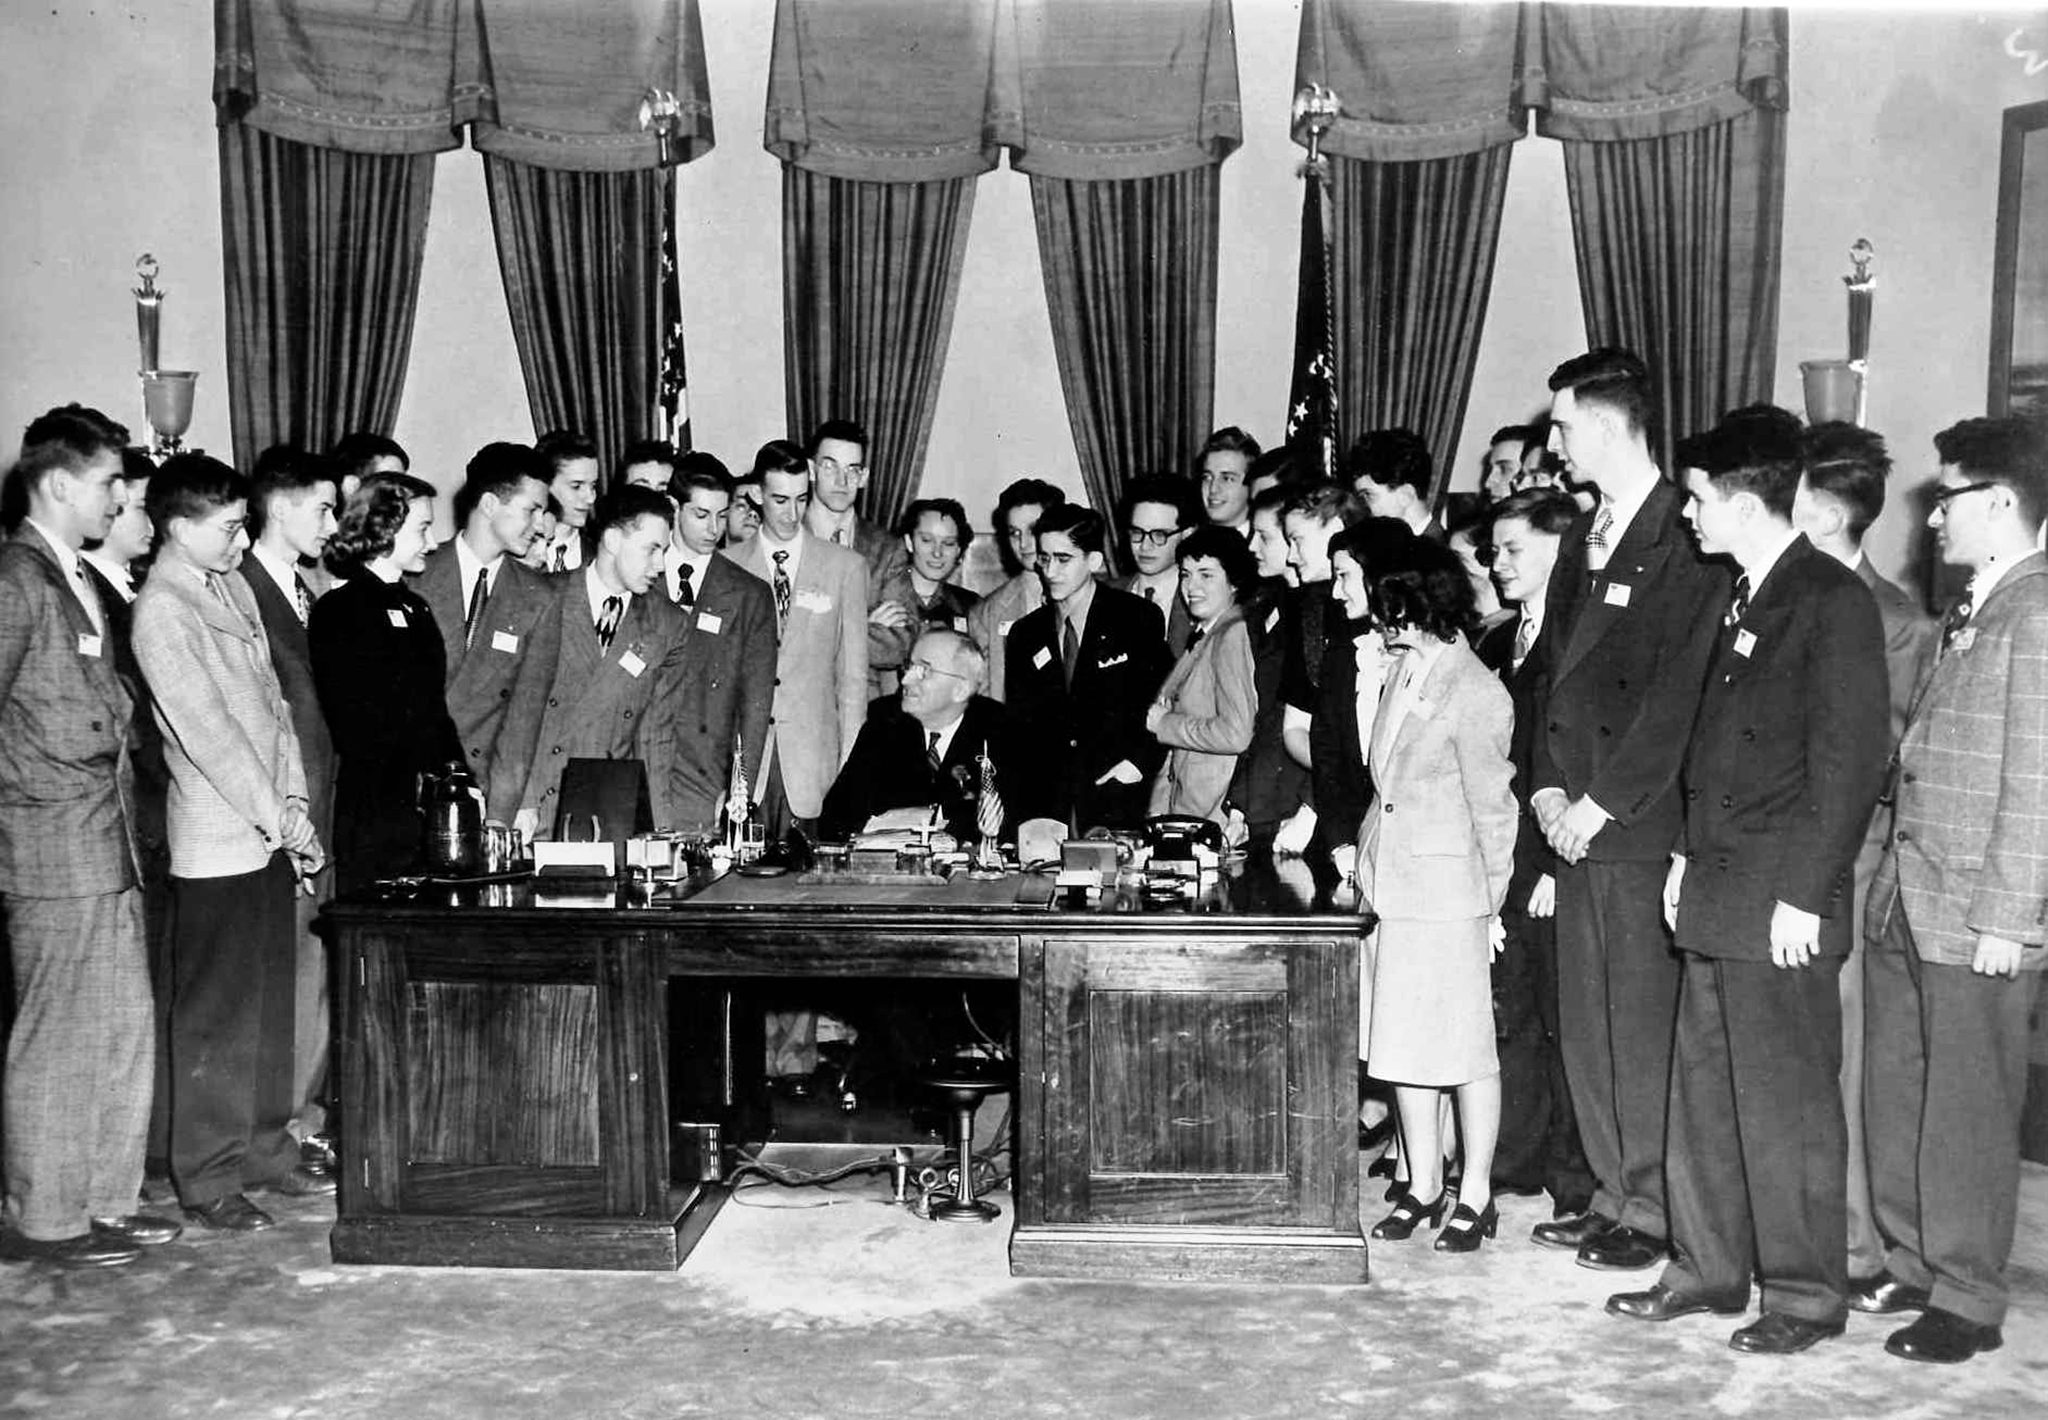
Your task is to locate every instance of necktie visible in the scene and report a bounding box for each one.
[1585,501,1616,571]
[1940,597,1974,652]
[1513,610,1536,669]
[1061,617,1080,688]
[552,543,567,574]
[926,730,945,781]
[70,562,105,636]
[464,567,489,646]
[1143,585,1157,603]
[595,595,624,652]
[833,527,849,547]
[1727,574,1751,627]
[292,573,314,627]
[1186,625,1206,652]
[675,562,696,608]
[771,550,792,630]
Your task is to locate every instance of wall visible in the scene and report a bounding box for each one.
[4,4,2046,590]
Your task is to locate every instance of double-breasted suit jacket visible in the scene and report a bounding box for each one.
[1676,537,1891,959]
[668,555,778,833]
[819,694,1015,843]
[503,578,689,832]
[1147,607,1256,824]
[1112,573,1195,656]
[412,543,562,822]
[0,529,139,897]
[1533,480,1730,860]
[1004,584,1171,830]
[236,561,336,845]
[1356,638,1517,924]
[1870,552,2048,968]
[726,533,869,821]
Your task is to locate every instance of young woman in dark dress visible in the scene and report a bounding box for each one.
[309,473,462,894]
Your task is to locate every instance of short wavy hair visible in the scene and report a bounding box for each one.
[326,471,435,578]
[1365,535,1476,645]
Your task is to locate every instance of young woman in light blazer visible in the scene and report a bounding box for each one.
[1334,529,1518,1252]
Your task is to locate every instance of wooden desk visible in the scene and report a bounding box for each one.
[326,860,1368,1282]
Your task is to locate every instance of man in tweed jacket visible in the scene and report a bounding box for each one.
[1861,418,2048,1365]
[0,407,158,1269]
[133,456,326,1234]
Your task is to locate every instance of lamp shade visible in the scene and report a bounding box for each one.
[1800,360,1861,426]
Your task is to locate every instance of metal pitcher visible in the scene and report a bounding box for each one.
[417,761,486,876]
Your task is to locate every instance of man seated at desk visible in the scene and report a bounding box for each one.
[820,627,1013,844]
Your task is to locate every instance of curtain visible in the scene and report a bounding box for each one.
[781,169,977,527]
[484,158,667,476]
[1328,148,1513,508]
[217,124,435,471]
[1030,167,1221,528]
[1561,106,1786,467]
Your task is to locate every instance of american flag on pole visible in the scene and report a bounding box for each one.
[1285,152,1339,485]
[657,166,692,452]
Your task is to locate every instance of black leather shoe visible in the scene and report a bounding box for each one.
[1729,1313,1844,1354]
[1607,1283,1747,1322]
[261,1164,337,1198]
[1884,1308,2003,1365]
[184,1193,275,1232]
[1849,1272,1931,1315]
[90,1214,182,1247]
[1433,1199,1498,1253]
[1371,1189,1448,1240]
[0,1229,141,1269]
[1578,1223,1665,1271]
[1532,1211,1614,1251]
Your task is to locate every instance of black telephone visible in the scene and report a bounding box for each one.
[1144,815,1225,862]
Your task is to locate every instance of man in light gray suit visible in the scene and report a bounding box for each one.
[729,440,868,832]
[135,456,327,1235]
[0,406,161,1269]
[237,447,340,1159]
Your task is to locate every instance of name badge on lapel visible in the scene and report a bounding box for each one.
[77,633,103,658]
[1951,628,1977,653]
[696,611,722,634]
[491,630,519,653]
[1265,606,1281,633]
[999,619,1017,638]
[618,650,647,678]
[1031,646,1052,670]
[1733,629,1757,659]
[1603,582,1632,608]
[387,609,409,629]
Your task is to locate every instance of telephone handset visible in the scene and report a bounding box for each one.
[1145,815,1224,862]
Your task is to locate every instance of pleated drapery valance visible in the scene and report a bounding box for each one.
[765,0,1241,182]
[213,0,713,171]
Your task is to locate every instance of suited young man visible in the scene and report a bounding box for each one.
[504,487,689,836]
[1348,428,1444,542]
[1005,504,1171,831]
[662,457,776,833]
[1475,488,1596,1220]
[236,446,341,1156]
[966,478,1062,704]
[1861,418,2048,1365]
[535,429,600,574]
[1229,485,1309,842]
[1607,421,1889,1354]
[134,455,331,1234]
[1790,422,1938,1292]
[726,441,868,831]
[1196,426,1260,536]
[821,628,1015,843]
[804,419,915,698]
[1271,481,1367,857]
[79,451,175,1175]
[1113,474,1196,656]
[1528,349,1728,1270]
[0,407,160,1269]
[412,443,561,821]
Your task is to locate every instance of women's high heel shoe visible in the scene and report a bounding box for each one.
[1433,1199,1499,1253]
[1370,1189,1448,1241]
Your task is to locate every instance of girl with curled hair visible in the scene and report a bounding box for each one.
[1334,534,1518,1252]
[310,473,463,892]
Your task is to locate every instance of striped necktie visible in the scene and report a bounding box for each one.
[595,595,623,652]
[771,550,792,630]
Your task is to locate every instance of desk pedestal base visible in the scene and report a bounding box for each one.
[330,1184,726,1272]
[1010,1223,1368,1285]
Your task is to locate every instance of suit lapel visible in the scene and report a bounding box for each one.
[559,579,604,684]
[1555,484,1678,684]
[415,546,465,659]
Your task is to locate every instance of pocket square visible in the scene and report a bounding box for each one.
[1098,652,1129,669]
[794,589,833,613]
